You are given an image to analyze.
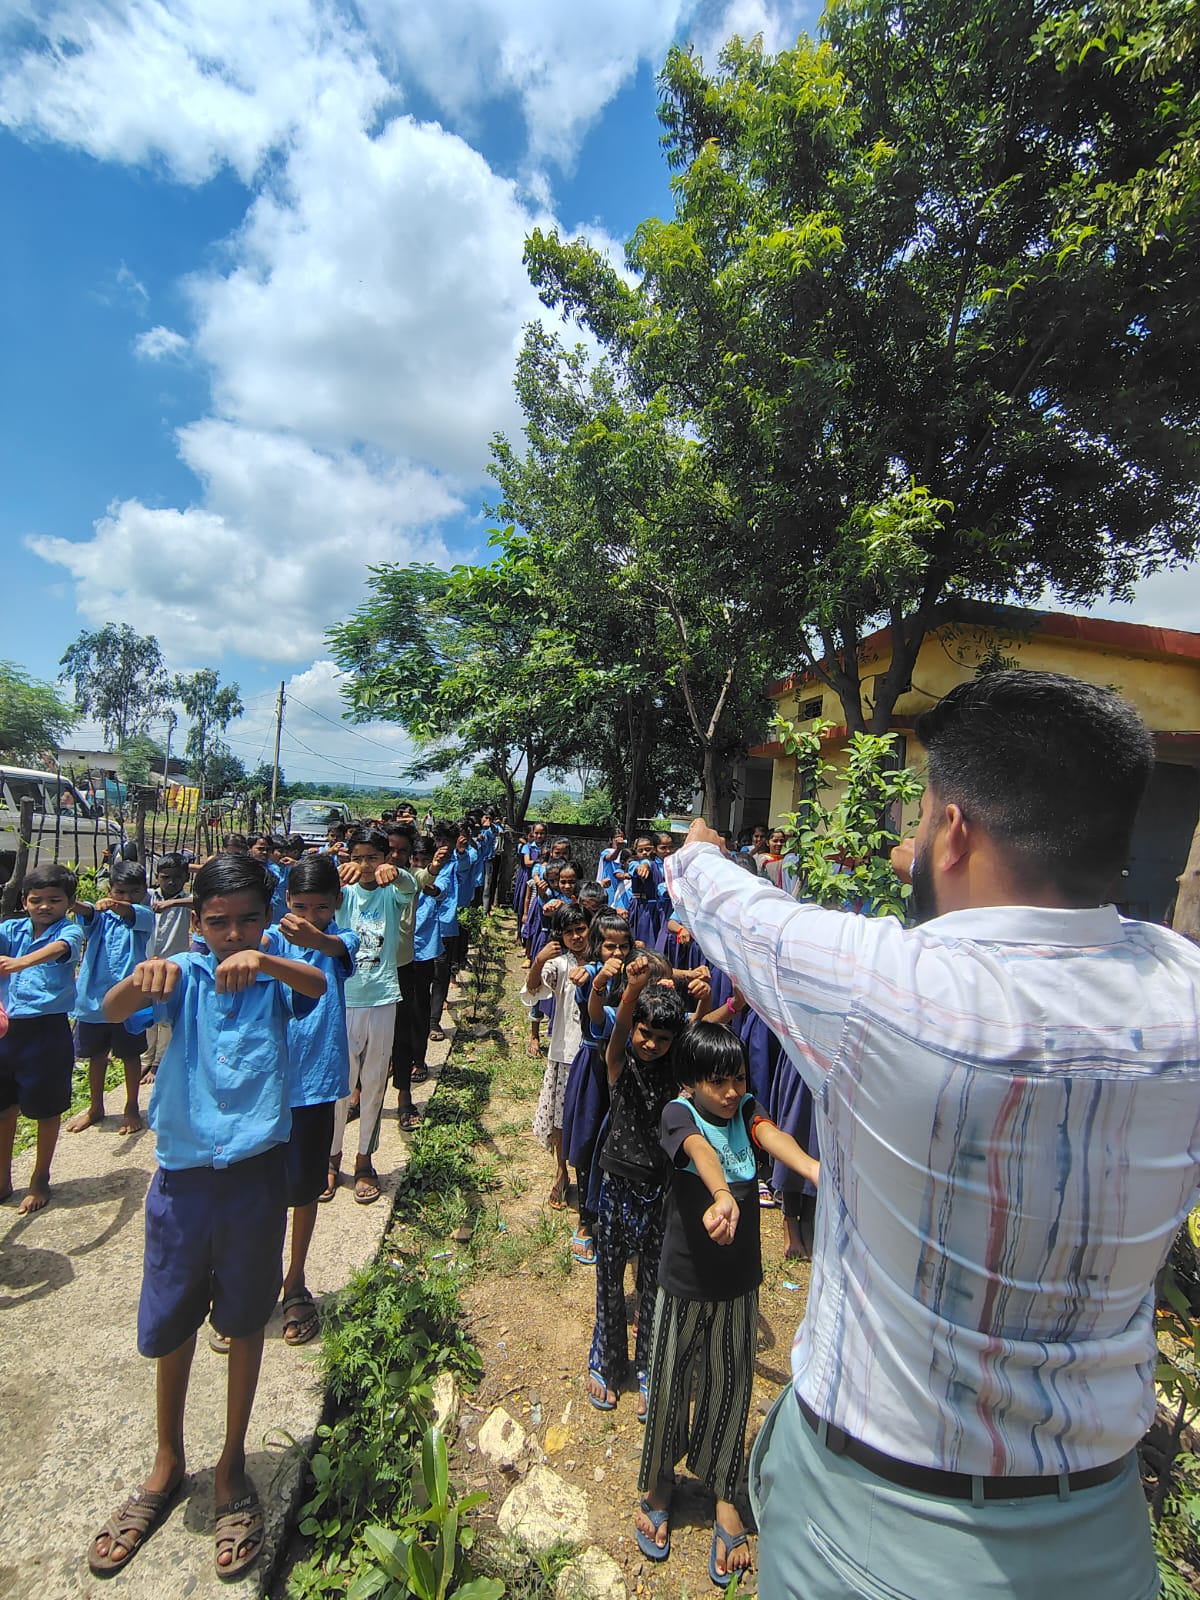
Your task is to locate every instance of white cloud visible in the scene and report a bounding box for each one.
[134,325,189,361]
[0,0,389,184]
[684,0,823,68]
[1086,563,1200,636]
[189,107,554,476]
[27,421,460,664]
[360,0,690,167]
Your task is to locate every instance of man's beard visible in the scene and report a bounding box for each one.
[909,839,938,924]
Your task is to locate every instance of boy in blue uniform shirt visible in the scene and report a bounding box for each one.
[88,853,326,1581]
[67,860,156,1136]
[0,863,85,1215]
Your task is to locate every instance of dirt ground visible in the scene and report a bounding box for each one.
[418,933,814,1598]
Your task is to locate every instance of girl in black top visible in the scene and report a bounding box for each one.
[635,1022,819,1587]
[585,955,685,1415]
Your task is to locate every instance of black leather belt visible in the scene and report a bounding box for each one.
[797,1395,1125,1501]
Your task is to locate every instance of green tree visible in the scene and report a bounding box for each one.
[173,669,244,797]
[526,7,1200,738]
[116,734,164,789]
[205,742,247,798]
[0,660,76,763]
[329,562,598,828]
[59,624,166,748]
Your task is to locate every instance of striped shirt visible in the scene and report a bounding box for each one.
[665,841,1200,1477]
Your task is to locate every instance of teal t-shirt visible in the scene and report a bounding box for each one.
[341,880,414,1008]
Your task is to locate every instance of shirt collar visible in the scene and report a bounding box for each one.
[916,903,1123,947]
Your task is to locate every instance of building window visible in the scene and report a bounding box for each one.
[800,696,823,720]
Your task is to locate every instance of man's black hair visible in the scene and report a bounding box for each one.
[386,822,417,842]
[112,861,148,891]
[23,862,77,897]
[674,1021,748,1088]
[913,670,1155,903]
[632,984,685,1035]
[288,853,342,896]
[192,853,274,914]
[348,826,390,855]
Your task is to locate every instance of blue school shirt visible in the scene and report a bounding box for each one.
[267,862,290,924]
[148,951,319,1170]
[413,883,444,962]
[0,915,85,1017]
[264,923,357,1107]
[436,852,477,938]
[74,902,155,1022]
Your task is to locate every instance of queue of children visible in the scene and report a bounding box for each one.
[0,801,505,1582]
[514,821,821,1588]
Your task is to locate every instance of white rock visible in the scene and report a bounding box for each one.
[555,1546,627,1600]
[497,1465,589,1552]
[477,1406,527,1471]
[432,1372,460,1438]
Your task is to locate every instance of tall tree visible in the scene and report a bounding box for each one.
[328,562,597,828]
[59,624,167,749]
[0,661,76,763]
[526,5,1200,737]
[173,669,243,798]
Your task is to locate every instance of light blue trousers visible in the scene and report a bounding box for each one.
[749,1388,1161,1600]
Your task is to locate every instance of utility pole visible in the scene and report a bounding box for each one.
[269,681,285,825]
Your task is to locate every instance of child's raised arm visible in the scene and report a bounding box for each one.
[588,954,624,1028]
[752,1115,820,1190]
[679,1129,740,1247]
[278,913,353,970]
[605,953,651,1083]
[0,938,71,977]
[104,959,181,1020]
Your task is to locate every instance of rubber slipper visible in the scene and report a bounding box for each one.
[709,1521,750,1588]
[587,1369,617,1410]
[635,1497,670,1562]
[213,1489,264,1580]
[758,1180,777,1208]
[318,1161,340,1203]
[570,1231,597,1266]
[209,1325,231,1355]
[637,1377,649,1423]
[281,1288,319,1347]
[354,1168,382,1204]
[399,1108,421,1132]
[410,1064,429,1084]
[88,1479,184,1574]
[429,1027,447,1043]
[547,1185,566,1211]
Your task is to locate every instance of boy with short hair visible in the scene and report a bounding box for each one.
[0,863,85,1214]
[67,860,155,1136]
[88,853,326,1580]
[140,853,193,1082]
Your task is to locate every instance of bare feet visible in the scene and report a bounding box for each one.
[119,1108,143,1137]
[66,1105,104,1133]
[18,1180,50,1215]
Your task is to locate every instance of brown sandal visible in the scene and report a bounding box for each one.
[317,1159,340,1203]
[88,1479,184,1574]
[353,1165,382,1204]
[281,1288,320,1347]
[213,1489,264,1579]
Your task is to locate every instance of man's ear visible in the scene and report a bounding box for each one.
[939,803,971,873]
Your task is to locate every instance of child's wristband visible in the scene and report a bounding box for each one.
[712,1187,733,1200]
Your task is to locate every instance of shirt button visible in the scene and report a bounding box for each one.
[215,1144,222,1153]
[218,1056,226,1063]
[219,1101,227,1110]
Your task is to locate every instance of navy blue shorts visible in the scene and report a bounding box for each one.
[0,1013,74,1120]
[74,1019,148,1063]
[286,1101,335,1207]
[137,1145,288,1357]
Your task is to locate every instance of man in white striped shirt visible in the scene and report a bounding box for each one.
[666,670,1199,1599]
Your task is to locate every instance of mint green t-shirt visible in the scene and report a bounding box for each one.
[341,876,417,1007]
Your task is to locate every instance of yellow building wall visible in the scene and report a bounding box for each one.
[764,620,1200,829]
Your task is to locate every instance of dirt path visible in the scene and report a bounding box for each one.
[430,932,813,1598]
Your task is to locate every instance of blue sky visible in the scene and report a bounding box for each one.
[1,0,1195,786]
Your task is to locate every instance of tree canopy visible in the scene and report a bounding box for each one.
[525,2,1200,738]
[0,660,76,764]
[59,624,166,750]
[173,669,243,793]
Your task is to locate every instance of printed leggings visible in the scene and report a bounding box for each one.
[588,1173,666,1389]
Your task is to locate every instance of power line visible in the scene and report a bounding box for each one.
[286,693,409,755]
[279,725,408,781]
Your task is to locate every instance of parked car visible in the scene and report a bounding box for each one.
[0,765,124,884]
[287,798,354,850]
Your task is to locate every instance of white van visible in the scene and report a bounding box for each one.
[0,765,124,885]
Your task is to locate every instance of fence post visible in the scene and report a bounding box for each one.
[136,792,148,866]
[0,797,35,917]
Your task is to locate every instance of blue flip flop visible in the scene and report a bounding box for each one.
[587,1369,616,1410]
[571,1230,597,1266]
[636,1497,670,1562]
[709,1520,750,1588]
[637,1376,649,1423]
